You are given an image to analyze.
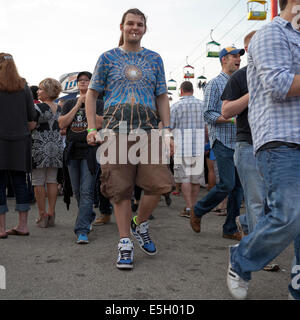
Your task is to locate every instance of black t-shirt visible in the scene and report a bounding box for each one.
[221,66,252,145]
[61,98,103,159]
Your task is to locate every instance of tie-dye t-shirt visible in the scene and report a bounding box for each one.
[89,47,167,132]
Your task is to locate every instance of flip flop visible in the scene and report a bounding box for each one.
[0,233,8,239]
[6,228,30,236]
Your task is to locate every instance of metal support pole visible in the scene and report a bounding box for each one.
[271,0,278,20]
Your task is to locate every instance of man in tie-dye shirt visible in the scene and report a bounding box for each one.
[86,8,174,270]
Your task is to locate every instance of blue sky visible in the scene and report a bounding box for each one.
[1,0,272,100]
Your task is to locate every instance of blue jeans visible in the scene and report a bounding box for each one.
[194,140,243,235]
[230,146,300,299]
[94,164,112,215]
[0,170,31,214]
[68,159,96,235]
[234,142,266,233]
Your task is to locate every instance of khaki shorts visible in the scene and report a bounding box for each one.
[99,132,174,203]
[174,156,204,184]
[32,168,58,186]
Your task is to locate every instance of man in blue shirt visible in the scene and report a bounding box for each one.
[191,46,245,241]
[227,0,300,300]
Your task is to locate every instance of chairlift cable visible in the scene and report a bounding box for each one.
[169,0,242,75]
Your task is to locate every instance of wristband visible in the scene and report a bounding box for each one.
[231,118,235,124]
[87,128,97,133]
[163,126,171,129]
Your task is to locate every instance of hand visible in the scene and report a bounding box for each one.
[60,128,67,136]
[86,131,97,146]
[77,94,86,107]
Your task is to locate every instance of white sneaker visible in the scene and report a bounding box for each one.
[227,245,249,299]
[117,238,134,269]
[288,293,295,300]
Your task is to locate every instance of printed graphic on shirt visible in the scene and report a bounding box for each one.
[71,108,87,133]
[90,48,167,132]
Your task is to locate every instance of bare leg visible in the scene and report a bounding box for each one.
[206,157,216,191]
[191,183,201,207]
[46,183,58,216]
[34,185,46,219]
[15,211,29,234]
[136,194,160,224]
[0,214,6,236]
[113,199,132,239]
[181,182,193,209]
[217,197,228,210]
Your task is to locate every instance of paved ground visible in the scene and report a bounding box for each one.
[0,188,294,300]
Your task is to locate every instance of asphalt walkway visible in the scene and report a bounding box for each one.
[0,188,293,300]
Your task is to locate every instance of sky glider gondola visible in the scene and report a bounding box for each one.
[183,57,194,79]
[247,0,267,20]
[206,30,220,58]
[167,78,177,91]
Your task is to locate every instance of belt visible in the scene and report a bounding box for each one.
[258,141,300,152]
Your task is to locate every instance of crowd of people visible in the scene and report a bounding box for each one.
[0,0,300,300]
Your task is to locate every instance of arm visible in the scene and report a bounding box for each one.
[250,24,296,100]
[156,93,174,156]
[156,93,170,128]
[95,115,103,129]
[222,93,249,119]
[169,105,176,130]
[85,88,99,145]
[287,75,300,97]
[204,80,233,124]
[58,96,84,129]
[28,121,36,131]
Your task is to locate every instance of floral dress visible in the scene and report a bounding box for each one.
[31,103,64,169]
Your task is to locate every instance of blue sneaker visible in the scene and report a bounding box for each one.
[117,238,134,269]
[130,217,157,255]
[76,233,89,244]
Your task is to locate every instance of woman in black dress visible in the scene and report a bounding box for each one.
[32,78,64,228]
[0,53,36,238]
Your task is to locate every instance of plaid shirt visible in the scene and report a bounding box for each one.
[247,17,300,153]
[203,72,236,150]
[170,95,205,157]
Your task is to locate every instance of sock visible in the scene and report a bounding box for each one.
[133,215,139,225]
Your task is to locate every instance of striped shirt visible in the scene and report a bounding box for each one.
[204,72,236,150]
[170,95,205,157]
[247,17,300,153]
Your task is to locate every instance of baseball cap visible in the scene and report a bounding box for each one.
[76,71,92,80]
[219,47,245,62]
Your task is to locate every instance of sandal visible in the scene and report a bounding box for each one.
[35,217,42,224]
[37,214,50,228]
[48,213,55,227]
[6,228,29,236]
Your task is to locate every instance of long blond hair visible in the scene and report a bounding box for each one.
[0,53,26,92]
[118,8,147,47]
